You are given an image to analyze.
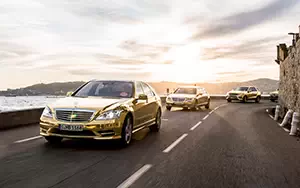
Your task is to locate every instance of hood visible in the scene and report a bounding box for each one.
[270,90,279,95]
[228,90,247,94]
[168,93,196,98]
[48,97,129,111]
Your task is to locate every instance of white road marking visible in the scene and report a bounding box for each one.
[269,114,274,119]
[203,114,209,120]
[266,109,269,112]
[190,121,202,131]
[14,136,42,143]
[116,164,152,188]
[209,110,214,115]
[162,119,168,121]
[283,128,290,133]
[214,107,219,110]
[163,134,188,153]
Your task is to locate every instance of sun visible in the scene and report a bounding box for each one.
[156,44,216,83]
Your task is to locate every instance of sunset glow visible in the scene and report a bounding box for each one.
[0,0,299,89]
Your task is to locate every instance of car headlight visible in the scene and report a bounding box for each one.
[42,106,53,118]
[96,110,123,120]
[166,97,173,102]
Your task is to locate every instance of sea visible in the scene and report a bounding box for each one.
[0,96,65,112]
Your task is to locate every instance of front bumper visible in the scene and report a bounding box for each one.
[40,116,124,140]
[166,101,195,108]
[226,95,244,101]
[270,95,278,100]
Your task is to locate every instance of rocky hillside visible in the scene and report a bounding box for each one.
[0,79,278,96]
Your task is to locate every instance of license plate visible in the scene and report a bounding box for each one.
[59,124,83,131]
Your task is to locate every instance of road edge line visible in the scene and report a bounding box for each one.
[190,121,202,131]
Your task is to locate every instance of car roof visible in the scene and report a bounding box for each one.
[238,86,257,88]
[90,79,135,83]
[178,85,205,89]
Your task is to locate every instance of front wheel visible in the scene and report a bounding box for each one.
[227,99,232,102]
[255,96,261,103]
[44,136,62,144]
[150,110,161,132]
[205,100,210,109]
[120,116,133,146]
[166,106,172,111]
[243,96,248,103]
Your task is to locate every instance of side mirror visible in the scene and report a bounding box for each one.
[138,94,148,101]
[66,91,73,97]
[247,90,250,93]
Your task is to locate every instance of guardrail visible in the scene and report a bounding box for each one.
[0,95,271,130]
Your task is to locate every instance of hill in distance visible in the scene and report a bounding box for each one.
[0,78,279,96]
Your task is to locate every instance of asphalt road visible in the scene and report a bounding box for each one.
[1,100,300,188]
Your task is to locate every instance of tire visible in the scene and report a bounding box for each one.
[150,109,161,132]
[44,136,62,144]
[183,107,189,111]
[270,99,275,102]
[243,96,248,103]
[255,96,261,103]
[166,106,172,111]
[227,99,231,102]
[120,115,133,146]
[205,100,210,109]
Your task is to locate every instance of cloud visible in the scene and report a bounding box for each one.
[200,36,287,61]
[192,0,299,39]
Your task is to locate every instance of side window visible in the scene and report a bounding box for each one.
[250,87,257,92]
[135,82,144,97]
[142,83,155,97]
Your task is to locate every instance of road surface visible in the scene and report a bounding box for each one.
[1,100,300,188]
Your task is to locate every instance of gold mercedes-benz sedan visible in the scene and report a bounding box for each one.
[40,80,162,146]
[166,86,210,111]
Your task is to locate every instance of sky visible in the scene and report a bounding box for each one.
[0,0,300,90]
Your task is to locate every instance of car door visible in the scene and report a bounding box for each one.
[141,82,157,124]
[132,82,148,128]
[249,87,257,99]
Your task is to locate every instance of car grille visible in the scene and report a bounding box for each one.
[229,93,239,96]
[172,98,185,102]
[55,109,94,122]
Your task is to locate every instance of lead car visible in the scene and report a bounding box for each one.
[40,80,162,146]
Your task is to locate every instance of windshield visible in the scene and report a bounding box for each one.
[174,88,196,95]
[74,81,133,98]
[234,87,249,91]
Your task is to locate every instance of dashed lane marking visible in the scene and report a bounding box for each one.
[116,164,152,188]
[163,134,188,153]
[190,121,202,131]
[14,136,42,143]
[203,115,209,120]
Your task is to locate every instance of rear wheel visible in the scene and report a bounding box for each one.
[150,110,161,132]
[44,136,62,144]
[166,106,172,111]
[120,116,133,146]
[227,99,232,102]
[270,99,275,102]
[255,96,261,103]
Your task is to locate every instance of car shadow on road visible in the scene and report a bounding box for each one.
[43,127,155,151]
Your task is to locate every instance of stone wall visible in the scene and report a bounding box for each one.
[279,38,300,117]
